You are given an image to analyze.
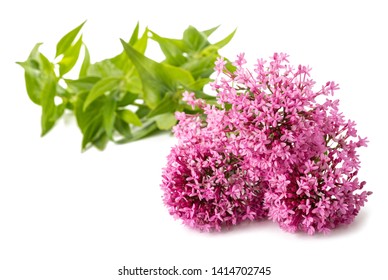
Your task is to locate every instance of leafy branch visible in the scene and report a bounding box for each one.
[18,21,236,151]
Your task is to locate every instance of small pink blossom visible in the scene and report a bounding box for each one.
[214,56,226,74]
[233,52,247,67]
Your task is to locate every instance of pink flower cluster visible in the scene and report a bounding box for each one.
[161,53,371,234]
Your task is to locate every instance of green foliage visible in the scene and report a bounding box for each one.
[18,22,235,151]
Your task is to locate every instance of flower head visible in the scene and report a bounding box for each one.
[161,53,371,234]
[161,115,267,231]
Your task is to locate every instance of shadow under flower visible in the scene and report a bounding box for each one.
[181,209,370,237]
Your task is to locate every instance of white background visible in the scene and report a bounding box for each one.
[0,1,387,279]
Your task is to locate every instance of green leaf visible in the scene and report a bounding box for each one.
[202,25,220,37]
[135,106,151,119]
[79,44,90,77]
[111,28,148,73]
[160,64,196,90]
[150,31,187,66]
[121,40,195,108]
[187,78,212,91]
[39,54,61,136]
[183,26,209,52]
[75,92,99,130]
[40,81,58,135]
[182,54,218,79]
[114,117,132,138]
[81,121,106,151]
[133,27,148,53]
[75,91,106,150]
[129,22,140,46]
[17,43,44,105]
[103,97,117,139]
[117,109,142,126]
[83,77,121,110]
[56,21,86,58]
[87,59,123,78]
[117,91,138,106]
[121,40,165,107]
[155,112,177,130]
[214,28,237,49]
[65,76,101,93]
[93,133,109,150]
[58,35,83,76]
[125,75,142,95]
[18,44,66,135]
[147,91,177,118]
